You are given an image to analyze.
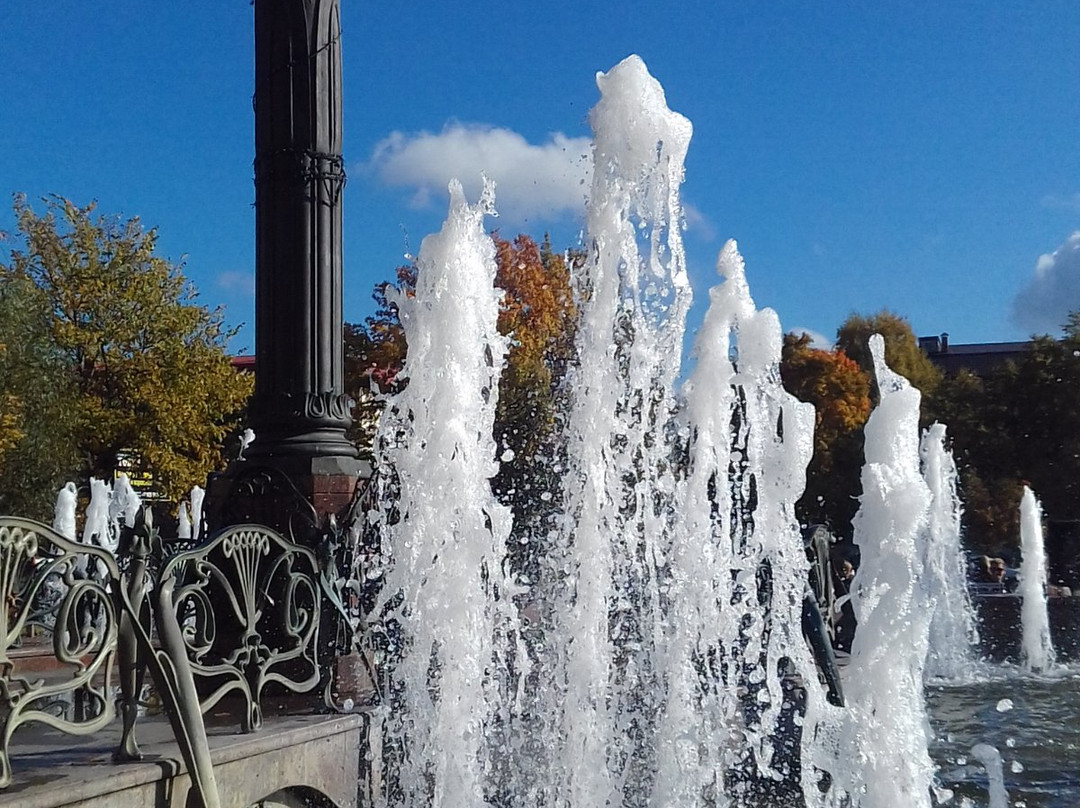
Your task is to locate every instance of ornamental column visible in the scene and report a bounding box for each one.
[213,0,366,527]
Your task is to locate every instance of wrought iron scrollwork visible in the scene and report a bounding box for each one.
[0,518,120,788]
[0,507,366,808]
[155,524,323,733]
[212,464,320,546]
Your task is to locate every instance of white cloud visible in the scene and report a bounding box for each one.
[366,123,592,223]
[682,202,715,240]
[1040,193,1080,213]
[788,327,832,349]
[216,269,255,296]
[1011,232,1080,335]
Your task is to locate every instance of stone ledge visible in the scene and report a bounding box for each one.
[1,711,367,808]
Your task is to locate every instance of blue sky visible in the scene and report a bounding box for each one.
[4,2,1080,355]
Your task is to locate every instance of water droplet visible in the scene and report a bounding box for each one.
[996,698,1014,712]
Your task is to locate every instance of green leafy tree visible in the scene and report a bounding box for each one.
[0,195,252,510]
[0,270,81,517]
[0,348,23,462]
[931,314,1080,554]
[836,310,942,402]
[931,369,1019,552]
[997,328,1080,521]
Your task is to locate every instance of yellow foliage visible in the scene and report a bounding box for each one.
[1,195,253,501]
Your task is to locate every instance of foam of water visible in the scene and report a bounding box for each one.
[921,423,979,680]
[1018,487,1054,673]
[373,178,524,808]
[657,241,828,807]
[538,54,693,808]
[53,481,78,540]
[817,335,936,808]
[110,473,142,532]
[370,54,967,808]
[83,478,112,549]
[188,484,205,541]
[177,500,192,539]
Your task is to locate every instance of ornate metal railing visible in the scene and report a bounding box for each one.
[0,517,121,788]
[0,501,375,808]
[157,524,325,730]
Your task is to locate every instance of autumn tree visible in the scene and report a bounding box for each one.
[345,233,580,551]
[489,234,578,526]
[0,195,252,511]
[343,264,415,455]
[780,332,871,536]
[0,269,81,517]
[836,310,942,402]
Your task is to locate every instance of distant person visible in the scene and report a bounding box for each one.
[838,560,855,586]
[976,556,1010,593]
[831,555,857,654]
[987,557,1006,584]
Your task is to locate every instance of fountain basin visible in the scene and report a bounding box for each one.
[973,596,1080,663]
[927,671,1080,808]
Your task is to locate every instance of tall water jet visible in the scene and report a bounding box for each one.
[649,244,740,807]
[83,478,112,550]
[655,240,828,807]
[53,482,78,541]
[540,54,692,807]
[374,180,523,808]
[189,485,205,540]
[921,423,978,680]
[110,474,142,534]
[826,334,935,808]
[1018,486,1054,672]
[717,246,821,798]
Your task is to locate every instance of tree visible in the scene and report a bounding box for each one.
[0,347,22,463]
[489,234,578,524]
[0,195,253,511]
[344,233,580,549]
[780,332,871,536]
[0,269,82,517]
[343,264,415,456]
[836,310,942,401]
[930,314,1080,553]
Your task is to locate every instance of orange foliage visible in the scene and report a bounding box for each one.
[781,332,871,460]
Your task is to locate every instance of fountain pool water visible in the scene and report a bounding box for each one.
[367,53,1080,808]
[927,670,1080,807]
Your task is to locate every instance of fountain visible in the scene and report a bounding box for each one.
[369,55,929,808]
[366,52,1080,808]
[922,423,980,681]
[8,23,1079,805]
[815,335,937,808]
[373,179,524,808]
[1019,487,1055,673]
